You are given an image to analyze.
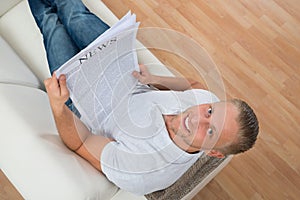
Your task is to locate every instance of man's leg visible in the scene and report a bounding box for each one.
[28,0,81,117]
[51,0,110,49]
[28,0,80,73]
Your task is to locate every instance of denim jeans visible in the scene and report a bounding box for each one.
[28,0,110,116]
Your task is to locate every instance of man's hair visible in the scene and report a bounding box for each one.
[220,99,259,156]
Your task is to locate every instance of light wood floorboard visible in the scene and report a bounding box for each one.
[0,169,23,200]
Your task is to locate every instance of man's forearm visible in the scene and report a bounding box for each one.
[44,73,112,171]
[132,64,206,91]
[52,104,91,151]
[150,75,191,91]
[150,76,206,91]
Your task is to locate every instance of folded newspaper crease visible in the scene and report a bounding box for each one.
[56,12,140,133]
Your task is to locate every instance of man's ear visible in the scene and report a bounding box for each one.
[207,150,225,158]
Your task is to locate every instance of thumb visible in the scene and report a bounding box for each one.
[59,75,69,97]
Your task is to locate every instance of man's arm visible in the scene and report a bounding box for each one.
[132,64,207,90]
[44,73,112,171]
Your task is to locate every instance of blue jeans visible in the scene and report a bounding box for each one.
[28,0,110,116]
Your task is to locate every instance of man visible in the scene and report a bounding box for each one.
[29,0,259,195]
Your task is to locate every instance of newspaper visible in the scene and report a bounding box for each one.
[56,12,140,133]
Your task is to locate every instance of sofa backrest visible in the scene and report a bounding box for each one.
[0,0,22,16]
[0,0,50,85]
[0,0,42,88]
[0,36,41,88]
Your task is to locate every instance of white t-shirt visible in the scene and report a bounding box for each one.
[99,88,219,195]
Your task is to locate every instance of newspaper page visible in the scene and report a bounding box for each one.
[56,12,140,133]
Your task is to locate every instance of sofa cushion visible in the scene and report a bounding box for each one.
[0,0,22,16]
[0,36,41,88]
[0,84,119,200]
[0,1,50,82]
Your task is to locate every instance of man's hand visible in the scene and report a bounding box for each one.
[44,72,111,172]
[132,64,206,91]
[132,64,154,85]
[44,72,69,113]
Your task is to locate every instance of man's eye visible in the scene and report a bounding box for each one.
[208,107,212,115]
[207,128,213,135]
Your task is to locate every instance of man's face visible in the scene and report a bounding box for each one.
[167,102,239,155]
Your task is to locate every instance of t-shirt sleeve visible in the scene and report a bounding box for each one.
[101,141,146,195]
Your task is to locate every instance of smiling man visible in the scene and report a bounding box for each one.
[29,0,259,196]
[44,64,259,195]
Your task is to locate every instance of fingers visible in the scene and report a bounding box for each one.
[133,64,147,77]
[44,72,69,100]
[132,70,140,79]
[44,73,52,88]
[44,77,51,88]
[44,72,59,93]
[132,64,153,84]
[139,64,147,73]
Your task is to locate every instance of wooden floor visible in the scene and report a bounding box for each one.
[0,169,23,200]
[102,0,300,199]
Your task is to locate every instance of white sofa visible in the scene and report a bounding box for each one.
[0,0,232,199]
